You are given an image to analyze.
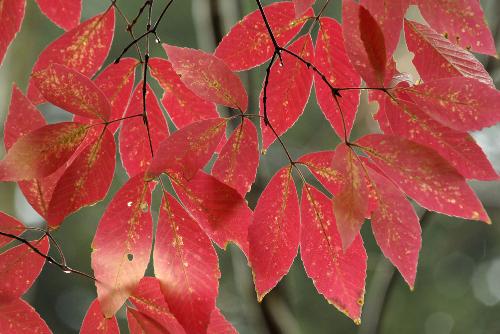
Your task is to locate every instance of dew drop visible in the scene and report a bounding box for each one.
[155,37,161,44]
[62,269,72,274]
[127,201,133,207]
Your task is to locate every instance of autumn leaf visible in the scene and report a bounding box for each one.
[34,0,81,31]
[0,0,25,66]
[0,299,52,333]
[80,299,119,334]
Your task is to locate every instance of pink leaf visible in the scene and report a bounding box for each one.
[342,0,386,86]
[314,17,361,138]
[301,185,366,323]
[400,77,500,132]
[46,129,116,227]
[119,83,169,177]
[27,9,115,104]
[154,194,220,334]
[92,172,154,317]
[0,122,88,181]
[212,120,259,196]
[172,171,251,257]
[0,238,49,302]
[147,118,226,181]
[404,20,493,86]
[365,164,421,289]
[215,2,312,71]
[416,0,496,55]
[149,57,218,129]
[75,58,139,133]
[298,151,342,195]
[207,309,238,334]
[260,35,314,148]
[34,0,81,31]
[0,212,25,248]
[80,299,119,334]
[0,0,25,66]
[293,0,315,17]
[249,167,300,300]
[32,64,112,121]
[164,44,248,111]
[0,299,52,333]
[357,134,491,223]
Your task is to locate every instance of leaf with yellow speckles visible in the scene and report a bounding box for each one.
[215,2,312,71]
[416,0,496,55]
[80,299,119,334]
[32,64,112,121]
[0,237,49,302]
[298,150,342,195]
[342,0,386,87]
[46,129,116,227]
[0,299,52,333]
[119,82,169,177]
[128,277,187,334]
[75,58,139,133]
[34,0,81,31]
[147,118,226,181]
[207,308,237,334]
[92,172,154,317]
[172,171,252,257]
[357,134,491,223]
[301,184,366,323]
[212,119,259,196]
[260,35,314,149]
[0,212,25,247]
[0,0,25,66]
[27,8,115,104]
[314,18,361,139]
[0,122,88,181]
[331,143,369,250]
[249,167,300,301]
[400,77,500,133]
[382,93,498,180]
[364,162,421,289]
[149,57,218,129]
[404,20,493,86]
[154,194,219,334]
[164,44,248,111]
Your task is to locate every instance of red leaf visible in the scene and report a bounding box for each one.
[314,18,361,138]
[149,58,218,129]
[32,64,112,121]
[301,185,366,323]
[214,2,312,71]
[80,299,119,334]
[0,299,52,333]
[382,95,497,180]
[207,309,238,334]
[164,44,248,111]
[416,0,496,55]
[46,129,116,227]
[298,151,342,195]
[128,277,186,334]
[0,122,88,181]
[127,306,184,334]
[34,0,81,31]
[404,20,493,86]
[0,0,25,66]
[0,212,25,247]
[357,134,491,223]
[249,167,300,300]
[360,0,410,58]
[27,9,115,104]
[342,0,386,86]
[154,193,220,334]
[75,58,139,133]
[172,171,251,256]
[147,118,226,181]
[293,0,315,17]
[92,172,154,317]
[331,144,368,250]
[365,164,421,289]
[400,77,500,132]
[260,35,314,148]
[119,83,169,177]
[0,238,49,302]
[212,120,259,196]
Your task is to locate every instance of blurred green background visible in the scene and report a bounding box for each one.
[1,1,500,333]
